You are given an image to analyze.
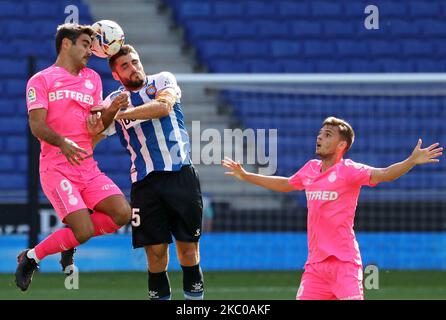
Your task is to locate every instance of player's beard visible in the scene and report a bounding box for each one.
[121,72,145,91]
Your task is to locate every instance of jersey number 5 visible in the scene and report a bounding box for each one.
[131,208,141,227]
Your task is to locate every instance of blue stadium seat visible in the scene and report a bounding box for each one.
[5,136,27,151]
[197,40,237,59]
[0,100,15,115]
[0,119,27,134]
[337,41,369,56]
[4,80,27,97]
[12,40,53,58]
[17,155,27,173]
[223,20,257,39]
[26,1,60,18]
[290,21,322,36]
[311,2,342,16]
[0,155,15,172]
[324,21,355,36]
[369,40,401,56]
[280,60,315,73]
[303,40,336,57]
[4,20,37,38]
[185,20,225,40]
[246,59,282,73]
[409,1,441,17]
[277,2,309,17]
[0,2,26,17]
[422,20,446,36]
[177,2,212,20]
[270,41,300,57]
[255,21,289,38]
[0,174,26,189]
[349,59,381,72]
[208,59,249,73]
[245,1,276,17]
[379,1,407,16]
[402,40,434,56]
[0,59,28,77]
[315,60,348,73]
[390,20,422,36]
[214,2,244,18]
[237,40,269,57]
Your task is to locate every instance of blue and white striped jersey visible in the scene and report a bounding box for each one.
[103,72,191,183]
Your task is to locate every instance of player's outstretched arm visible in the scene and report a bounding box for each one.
[222,157,295,192]
[370,139,443,185]
[29,109,89,166]
[115,88,176,120]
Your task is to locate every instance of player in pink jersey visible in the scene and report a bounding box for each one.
[15,24,131,291]
[222,116,443,300]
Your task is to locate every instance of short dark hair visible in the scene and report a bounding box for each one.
[55,23,95,54]
[323,116,355,153]
[108,44,138,70]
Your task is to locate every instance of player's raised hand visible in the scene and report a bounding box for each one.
[410,139,443,165]
[87,111,104,136]
[221,157,248,181]
[109,92,130,112]
[59,138,89,166]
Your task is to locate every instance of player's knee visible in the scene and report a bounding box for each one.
[149,248,168,262]
[178,247,199,264]
[112,202,132,226]
[73,225,95,244]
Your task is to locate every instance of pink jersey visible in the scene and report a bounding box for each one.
[26,65,103,172]
[288,159,377,266]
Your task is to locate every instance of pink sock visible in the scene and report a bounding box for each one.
[34,227,80,261]
[34,212,121,261]
[90,211,121,236]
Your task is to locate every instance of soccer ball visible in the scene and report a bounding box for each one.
[91,20,125,58]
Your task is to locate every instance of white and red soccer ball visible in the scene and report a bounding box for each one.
[91,20,125,58]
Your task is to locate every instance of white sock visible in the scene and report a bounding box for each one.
[26,249,40,263]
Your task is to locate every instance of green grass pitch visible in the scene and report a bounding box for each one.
[1,271,446,300]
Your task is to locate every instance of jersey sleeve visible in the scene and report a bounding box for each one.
[156,71,182,100]
[26,74,48,113]
[344,159,377,187]
[288,161,311,191]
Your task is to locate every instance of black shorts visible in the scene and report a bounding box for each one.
[130,165,203,248]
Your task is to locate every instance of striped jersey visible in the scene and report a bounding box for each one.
[103,72,191,183]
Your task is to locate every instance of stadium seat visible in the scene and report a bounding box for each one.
[336,41,369,57]
[26,1,60,18]
[214,2,244,18]
[223,20,257,39]
[237,40,270,58]
[5,136,27,152]
[0,59,28,77]
[324,21,355,36]
[185,20,225,40]
[409,1,441,17]
[270,41,301,57]
[402,40,434,56]
[277,2,309,17]
[0,2,26,18]
[196,40,237,60]
[177,2,212,20]
[0,119,27,134]
[0,155,15,172]
[0,174,26,189]
[255,21,289,38]
[311,2,342,16]
[290,21,322,36]
[245,1,276,17]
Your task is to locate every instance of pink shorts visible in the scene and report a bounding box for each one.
[40,163,124,222]
[296,256,364,300]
